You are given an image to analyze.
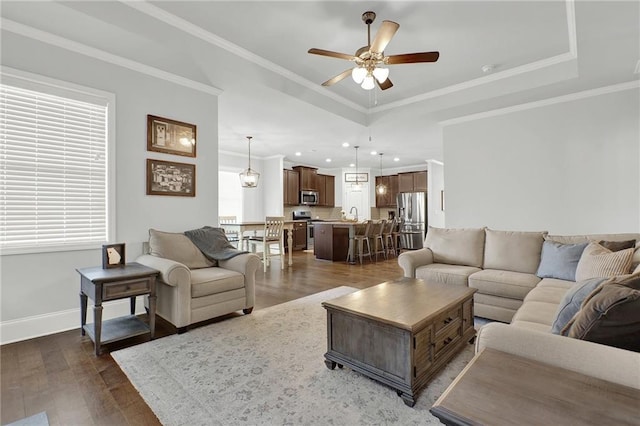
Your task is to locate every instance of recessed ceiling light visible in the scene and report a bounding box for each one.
[393,157,400,162]
[342,142,350,147]
[349,163,355,167]
[481,64,494,73]
[295,152,301,156]
[325,158,332,162]
[370,150,377,155]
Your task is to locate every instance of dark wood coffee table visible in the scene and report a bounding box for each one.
[431,347,640,425]
[322,277,477,407]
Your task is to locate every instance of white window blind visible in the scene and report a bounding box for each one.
[0,83,109,251]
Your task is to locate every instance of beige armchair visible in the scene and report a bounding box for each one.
[136,229,261,332]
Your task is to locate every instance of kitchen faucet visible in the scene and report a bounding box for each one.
[349,206,358,221]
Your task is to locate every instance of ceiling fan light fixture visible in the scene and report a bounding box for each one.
[372,67,389,83]
[351,67,367,84]
[361,75,375,90]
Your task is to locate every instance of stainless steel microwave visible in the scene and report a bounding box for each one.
[300,190,319,205]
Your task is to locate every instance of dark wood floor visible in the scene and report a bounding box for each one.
[1,250,404,425]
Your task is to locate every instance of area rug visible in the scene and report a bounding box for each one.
[112,286,476,425]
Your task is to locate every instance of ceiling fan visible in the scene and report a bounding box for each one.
[308,11,439,91]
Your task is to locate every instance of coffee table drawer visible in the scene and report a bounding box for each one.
[434,306,462,334]
[103,278,151,301]
[434,318,461,357]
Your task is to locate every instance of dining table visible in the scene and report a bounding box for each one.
[219,221,297,267]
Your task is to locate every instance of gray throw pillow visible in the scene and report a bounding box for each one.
[536,241,589,281]
[550,277,609,334]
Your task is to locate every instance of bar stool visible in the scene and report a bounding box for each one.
[383,218,397,257]
[352,220,373,264]
[372,220,387,261]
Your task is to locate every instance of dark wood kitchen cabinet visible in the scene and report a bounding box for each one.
[318,174,335,207]
[283,169,299,206]
[398,171,427,193]
[293,166,318,191]
[284,222,307,251]
[375,174,399,207]
[314,223,349,261]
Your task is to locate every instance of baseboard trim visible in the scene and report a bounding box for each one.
[0,297,147,345]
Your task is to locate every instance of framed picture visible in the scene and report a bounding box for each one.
[345,172,368,183]
[146,159,196,197]
[102,243,125,269]
[147,115,196,157]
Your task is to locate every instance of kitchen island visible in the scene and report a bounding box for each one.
[313,221,362,263]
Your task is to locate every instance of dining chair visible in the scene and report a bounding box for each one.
[248,216,285,272]
[219,215,241,248]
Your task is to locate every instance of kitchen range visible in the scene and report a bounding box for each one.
[292,209,324,249]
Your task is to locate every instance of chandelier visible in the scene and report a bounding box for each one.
[376,153,387,195]
[352,145,362,190]
[239,136,260,188]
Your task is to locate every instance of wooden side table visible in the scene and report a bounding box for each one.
[430,347,640,425]
[77,262,159,356]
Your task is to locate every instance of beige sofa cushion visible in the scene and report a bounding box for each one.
[575,242,633,281]
[190,268,245,298]
[483,229,546,274]
[424,226,485,268]
[469,269,541,300]
[149,228,215,269]
[415,264,481,287]
[511,300,558,329]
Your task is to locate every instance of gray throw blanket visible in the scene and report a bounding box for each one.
[184,226,249,261]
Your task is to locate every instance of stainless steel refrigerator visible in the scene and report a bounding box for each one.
[397,192,427,250]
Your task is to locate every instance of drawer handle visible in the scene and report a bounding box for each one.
[444,317,453,324]
[125,285,130,290]
[443,337,453,345]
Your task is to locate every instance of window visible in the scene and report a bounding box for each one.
[218,171,243,222]
[0,68,114,253]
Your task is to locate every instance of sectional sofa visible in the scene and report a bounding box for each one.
[398,227,640,391]
[398,227,640,323]
[398,228,640,389]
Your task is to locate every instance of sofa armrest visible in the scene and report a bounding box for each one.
[476,322,640,389]
[218,253,261,308]
[397,248,434,278]
[136,254,190,287]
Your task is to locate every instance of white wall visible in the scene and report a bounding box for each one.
[443,87,640,234]
[263,156,284,216]
[0,32,219,342]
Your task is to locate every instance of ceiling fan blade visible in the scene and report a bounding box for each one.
[308,48,355,61]
[321,69,353,87]
[377,78,393,90]
[370,20,399,54]
[386,51,440,64]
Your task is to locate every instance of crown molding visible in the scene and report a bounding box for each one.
[122,1,367,115]
[0,18,223,96]
[439,80,640,127]
[370,0,578,114]
[219,149,268,161]
[4,0,581,118]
